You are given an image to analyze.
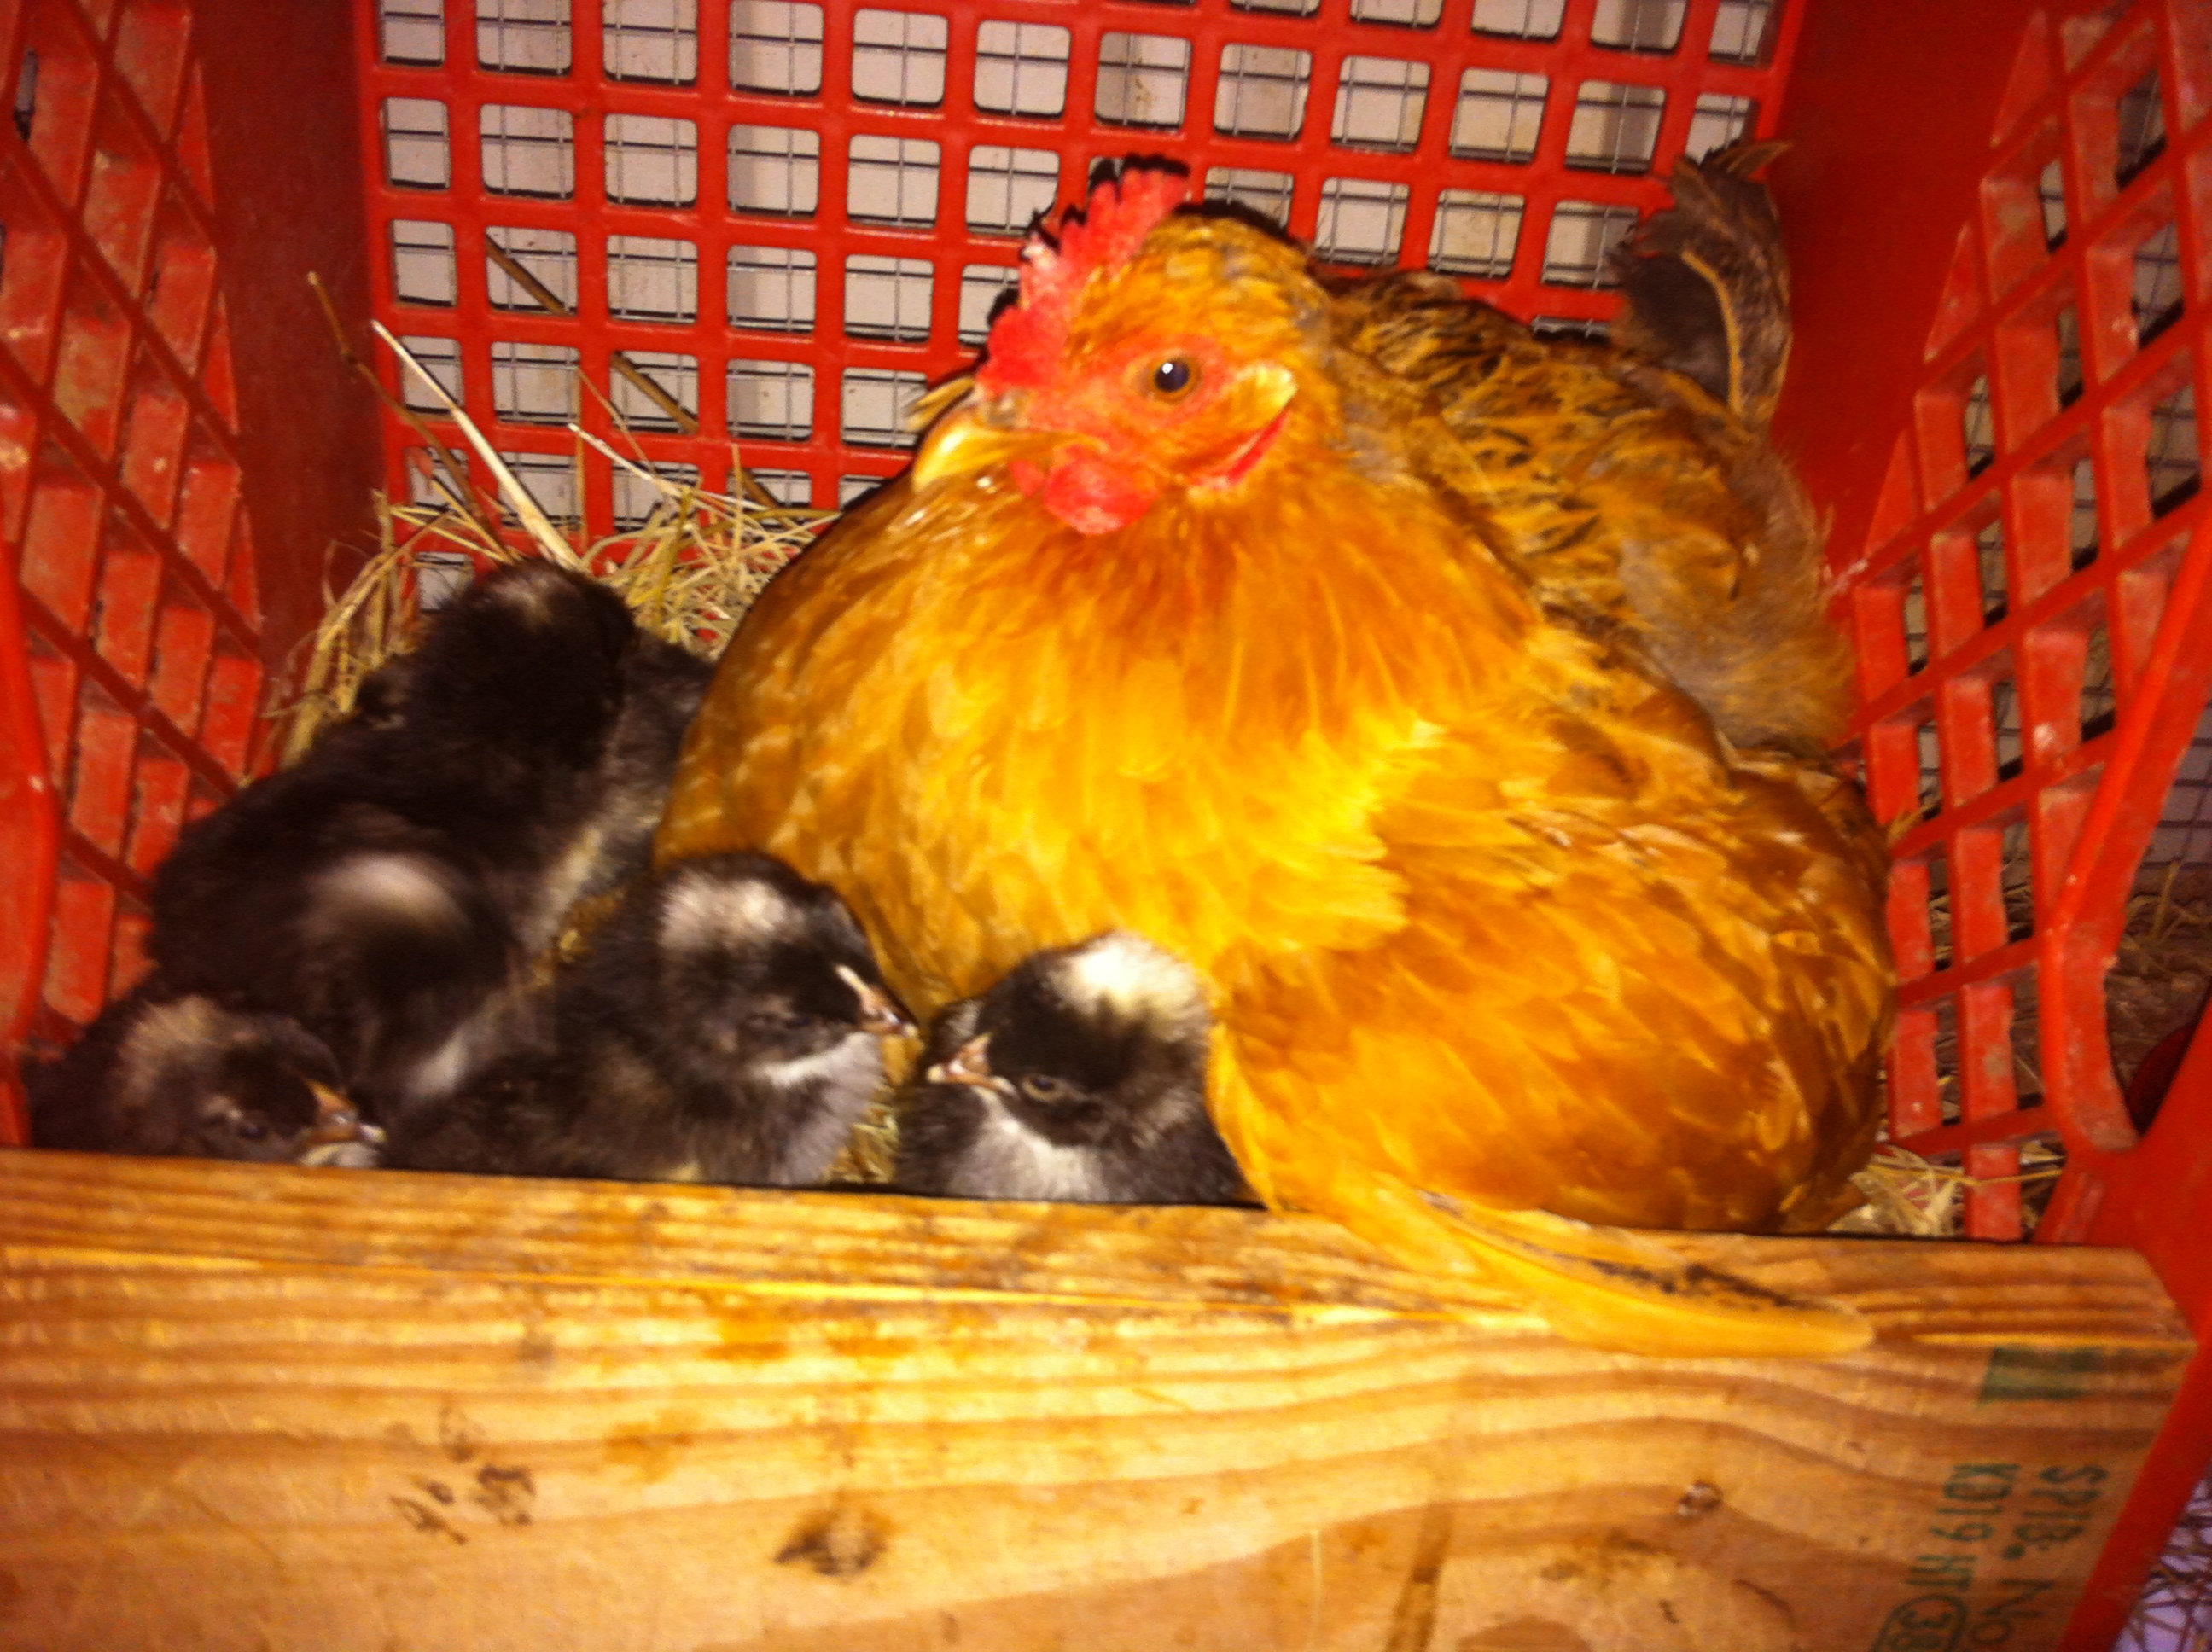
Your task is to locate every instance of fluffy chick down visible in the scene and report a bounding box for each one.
[897,932,1249,1205]
[385,852,912,1187]
[28,986,381,1166]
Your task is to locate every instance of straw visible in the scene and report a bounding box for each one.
[265,321,832,763]
[371,322,583,569]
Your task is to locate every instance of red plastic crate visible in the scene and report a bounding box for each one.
[0,0,380,1143]
[0,0,2207,1645]
[354,0,1799,521]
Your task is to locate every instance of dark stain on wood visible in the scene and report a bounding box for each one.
[515,1324,558,1370]
[1456,1619,1595,1651]
[1386,1502,1458,1652]
[604,1409,700,1484]
[1731,1576,1796,1628]
[777,1503,891,1578]
[391,1496,468,1544]
[1674,1480,1724,1519]
[438,1401,486,1464]
[473,1463,536,1526]
[1540,1531,1662,1589]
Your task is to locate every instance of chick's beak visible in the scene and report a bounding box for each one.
[305,1082,368,1146]
[927,1033,1013,1096]
[298,1080,386,1168]
[835,963,916,1039]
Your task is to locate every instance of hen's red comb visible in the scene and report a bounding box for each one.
[975,164,1190,393]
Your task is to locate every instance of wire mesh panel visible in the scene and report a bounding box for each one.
[354,0,1801,525]
[0,0,268,1139]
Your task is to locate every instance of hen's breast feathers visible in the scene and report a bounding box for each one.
[658,420,1890,1235]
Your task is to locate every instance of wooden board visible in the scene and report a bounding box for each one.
[0,1150,2189,1652]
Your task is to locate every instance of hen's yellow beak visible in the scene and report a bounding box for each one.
[911,401,1035,492]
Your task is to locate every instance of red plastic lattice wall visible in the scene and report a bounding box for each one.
[1848,2,2209,1248]
[354,0,1798,526]
[0,0,268,1147]
[1826,6,2211,1642]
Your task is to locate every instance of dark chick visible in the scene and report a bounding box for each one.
[27,986,380,1166]
[522,633,716,949]
[148,562,640,1118]
[896,932,1249,1205]
[385,853,912,1186]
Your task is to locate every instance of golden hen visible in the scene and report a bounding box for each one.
[659,157,1894,1356]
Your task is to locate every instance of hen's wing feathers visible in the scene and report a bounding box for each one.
[1219,709,1889,1219]
[1333,267,1847,752]
[659,480,916,870]
[1610,141,1793,430]
[1209,703,1889,1357]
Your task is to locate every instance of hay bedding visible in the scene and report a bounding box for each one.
[271,336,828,764]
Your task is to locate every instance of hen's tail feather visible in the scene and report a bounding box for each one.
[1612,140,1793,430]
[1354,1175,1874,1359]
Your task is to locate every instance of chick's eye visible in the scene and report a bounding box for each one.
[752,1009,817,1036]
[233,1120,268,1142]
[1149,358,1196,398]
[1019,1073,1074,1105]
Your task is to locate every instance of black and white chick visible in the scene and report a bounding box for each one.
[148,562,649,1120]
[383,853,913,1186]
[26,985,381,1166]
[895,932,1249,1205]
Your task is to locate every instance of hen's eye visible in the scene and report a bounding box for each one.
[1019,1073,1074,1105]
[1149,358,1196,398]
[234,1120,268,1142]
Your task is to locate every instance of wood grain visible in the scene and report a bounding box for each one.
[0,1149,2190,1651]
